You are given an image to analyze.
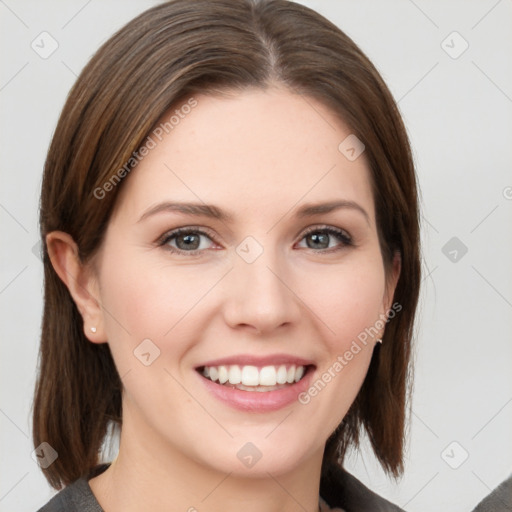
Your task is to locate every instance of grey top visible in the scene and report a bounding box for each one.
[35,463,512,512]
[37,477,103,512]
[36,463,406,512]
[471,473,512,512]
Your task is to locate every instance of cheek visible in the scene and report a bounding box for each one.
[96,249,202,404]
[305,258,387,351]
[99,242,386,353]
[97,247,219,361]
[296,264,385,432]
[100,261,164,341]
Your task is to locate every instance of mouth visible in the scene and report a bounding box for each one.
[196,363,315,392]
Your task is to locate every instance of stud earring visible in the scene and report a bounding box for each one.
[90,326,97,333]
[376,338,382,344]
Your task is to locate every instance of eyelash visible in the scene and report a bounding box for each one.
[157,225,354,257]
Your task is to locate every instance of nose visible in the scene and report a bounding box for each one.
[221,244,302,335]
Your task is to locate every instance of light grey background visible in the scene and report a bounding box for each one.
[1,1,511,510]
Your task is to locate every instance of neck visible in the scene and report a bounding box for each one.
[89,406,324,512]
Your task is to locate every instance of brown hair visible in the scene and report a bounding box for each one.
[33,0,420,490]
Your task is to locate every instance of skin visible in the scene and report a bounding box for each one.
[47,86,400,512]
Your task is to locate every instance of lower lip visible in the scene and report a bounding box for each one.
[197,367,315,412]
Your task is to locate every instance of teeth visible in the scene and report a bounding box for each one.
[218,365,229,384]
[209,366,218,382]
[201,364,308,387]
[228,365,241,384]
[241,365,259,386]
[260,366,277,386]
[276,365,288,384]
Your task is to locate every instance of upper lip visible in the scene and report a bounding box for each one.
[196,354,315,368]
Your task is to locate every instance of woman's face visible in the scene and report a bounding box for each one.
[89,87,398,477]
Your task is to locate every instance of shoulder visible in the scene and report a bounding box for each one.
[36,465,109,512]
[320,464,406,512]
[36,478,103,512]
[470,473,512,512]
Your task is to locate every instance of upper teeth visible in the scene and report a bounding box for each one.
[202,364,305,386]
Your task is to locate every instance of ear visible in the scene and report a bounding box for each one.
[382,250,401,315]
[45,231,107,343]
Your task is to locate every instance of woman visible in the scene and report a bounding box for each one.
[33,0,421,510]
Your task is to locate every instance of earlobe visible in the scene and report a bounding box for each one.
[45,231,106,343]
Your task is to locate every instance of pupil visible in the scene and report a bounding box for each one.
[310,232,328,249]
[179,234,199,250]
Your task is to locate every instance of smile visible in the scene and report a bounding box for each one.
[199,364,308,391]
[195,354,316,411]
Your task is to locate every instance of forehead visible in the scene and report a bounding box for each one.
[111,87,375,225]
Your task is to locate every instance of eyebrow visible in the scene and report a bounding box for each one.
[137,199,370,225]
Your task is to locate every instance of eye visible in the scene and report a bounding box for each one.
[296,225,353,252]
[158,227,217,255]
[157,225,353,256]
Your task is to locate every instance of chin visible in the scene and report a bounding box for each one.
[195,434,316,478]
